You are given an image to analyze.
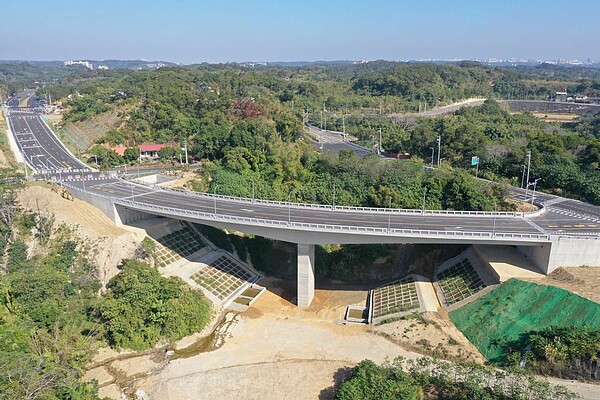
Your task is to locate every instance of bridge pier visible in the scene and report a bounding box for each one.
[297,244,315,307]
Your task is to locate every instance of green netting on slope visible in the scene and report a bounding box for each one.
[450,278,600,364]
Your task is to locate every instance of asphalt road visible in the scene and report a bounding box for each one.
[6,109,89,171]
[67,179,544,236]
[307,125,377,159]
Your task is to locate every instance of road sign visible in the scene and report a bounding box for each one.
[471,156,479,166]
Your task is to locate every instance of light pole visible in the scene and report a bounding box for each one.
[378,128,382,155]
[92,154,98,168]
[387,197,392,233]
[422,187,427,214]
[213,185,218,215]
[184,138,188,165]
[429,147,435,169]
[251,180,255,203]
[524,151,532,199]
[520,165,526,189]
[492,201,497,237]
[288,189,294,225]
[530,178,541,205]
[332,182,336,209]
[436,136,442,166]
[320,111,323,130]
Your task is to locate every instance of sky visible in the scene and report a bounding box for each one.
[1,0,599,63]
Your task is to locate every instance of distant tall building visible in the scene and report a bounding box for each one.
[64,60,94,70]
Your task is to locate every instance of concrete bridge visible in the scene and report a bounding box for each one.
[61,178,600,307]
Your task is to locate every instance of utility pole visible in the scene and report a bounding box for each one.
[378,128,382,155]
[320,111,323,130]
[430,147,435,168]
[184,138,188,165]
[437,136,441,166]
[520,165,526,189]
[332,182,336,209]
[531,178,541,205]
[525,151,532,199]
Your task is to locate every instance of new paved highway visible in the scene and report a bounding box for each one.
[6,108,89,171]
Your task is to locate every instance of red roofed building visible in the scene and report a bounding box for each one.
[139,144,168,159]
[111,146,127,157]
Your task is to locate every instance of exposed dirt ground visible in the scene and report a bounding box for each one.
[371,311,486,364]
[81,277,488,400]
[531,112,579,123]
[159,170,199,189]
[522,267,600,304]
[18,184,145,285]
[132,283,424,400]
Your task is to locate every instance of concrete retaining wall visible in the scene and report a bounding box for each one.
[519,236,600,274]
[66,186,151,227]
[4,114,25,164]
[502,100,600,115]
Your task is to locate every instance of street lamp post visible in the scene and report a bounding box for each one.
[429,147,435,169]
[332,182,336,209]
[422,187,427,214]
[387,197,392,233]
[530,178,541,205]
[492,202,497,237]
[436,136,442,166]
[288,189,294,225]
[213,185,218,215]
[520,165,526,189]
[525,151,532,199]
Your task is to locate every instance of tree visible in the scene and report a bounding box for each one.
[123,147,140,163]
[157,146,178,162]
[98,260,211,350]
[334,360,422,400]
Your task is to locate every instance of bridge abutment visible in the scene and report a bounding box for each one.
[519,236,600,274]
[297,243,315,307]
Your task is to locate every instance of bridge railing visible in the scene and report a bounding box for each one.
[109,196,550,242]
[130,180,527,218]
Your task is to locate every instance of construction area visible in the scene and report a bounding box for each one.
[16,183,599,399]
[345,243,550,325]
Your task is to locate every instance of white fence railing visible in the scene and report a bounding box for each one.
[108,197,550,242]
[131,180,528,218]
